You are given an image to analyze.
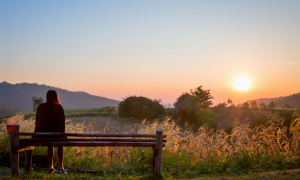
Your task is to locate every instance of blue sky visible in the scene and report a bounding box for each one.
[1,1,300,104]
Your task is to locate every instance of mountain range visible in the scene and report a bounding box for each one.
[0,82,120,114]
[248,92,300,108]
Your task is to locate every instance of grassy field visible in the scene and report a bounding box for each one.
[0,107,116,120]
[1,167,300,179]
[1,110,300,179]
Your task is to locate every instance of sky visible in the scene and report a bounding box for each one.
[1,0,300,105]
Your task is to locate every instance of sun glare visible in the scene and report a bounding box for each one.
[233,77,252,91]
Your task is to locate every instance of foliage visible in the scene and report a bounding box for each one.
[242,102,250,109]
[1,112,300,179]
[250,100,258,110]
[118,96,165,120]
[227,98,234,107]
[105,106,116,115]
[190,86,214,108]
[268,101,276,110]
[259,102,267,110]
[173,93,201,119]
[23,112,33,120]
[284,103,291,109]
[213,102,227,112]
[32,96,44,112]
[173,93,218,130]
[279,109,294,127]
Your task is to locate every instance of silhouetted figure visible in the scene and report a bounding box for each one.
[34,90,66,174]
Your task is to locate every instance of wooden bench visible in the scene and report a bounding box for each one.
[6,124,166,177]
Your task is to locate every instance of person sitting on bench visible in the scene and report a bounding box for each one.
[33,90,66,174]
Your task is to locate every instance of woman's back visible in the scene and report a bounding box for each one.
[34,102,65,133]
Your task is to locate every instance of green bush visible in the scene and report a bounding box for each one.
[118,96,165,120]
[23,113,33,120]
[173,93,202,120]
[173,93,218,130]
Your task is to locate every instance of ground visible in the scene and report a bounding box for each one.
[1,167,300,179]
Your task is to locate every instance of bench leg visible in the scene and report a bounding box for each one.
[7,124,20,176]
[25,150,33,174]
[154,129,163,178]
[11,151,19,176]
[152,147,155,171]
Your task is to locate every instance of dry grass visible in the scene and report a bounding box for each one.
[1,110,300,178]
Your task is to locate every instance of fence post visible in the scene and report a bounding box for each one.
[7,124,20,176]
[154,129,163,178]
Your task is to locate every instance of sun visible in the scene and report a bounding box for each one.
[233,77,252,91]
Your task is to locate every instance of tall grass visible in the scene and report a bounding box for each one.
[1,111,300,178]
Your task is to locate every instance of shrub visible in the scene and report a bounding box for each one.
[173,93,202,120]
[23,113,33,120]
[118,96,165,120]
[173,93,218,129]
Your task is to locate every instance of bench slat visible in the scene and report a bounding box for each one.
[20,132,167,138]
[20,138,167,143]
[17,146,35,152]
[20,141,165,147]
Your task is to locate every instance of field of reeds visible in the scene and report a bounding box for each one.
[1,110,300,179]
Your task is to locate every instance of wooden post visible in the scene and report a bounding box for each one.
[7,124,20,176]
[24,150,33,174]
[154,129,163,178]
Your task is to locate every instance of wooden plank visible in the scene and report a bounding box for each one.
[20,141,165,147]
[17,146,34,152]
[20,138,167,143]
[7,124,20,176]
[20,132,167,138]
[154,129,163,178]
[24,150,32,174]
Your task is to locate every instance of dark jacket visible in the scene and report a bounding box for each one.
[34,102,65,137]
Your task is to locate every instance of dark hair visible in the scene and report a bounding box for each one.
[46,90,61,104]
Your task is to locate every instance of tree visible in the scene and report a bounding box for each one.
[267,101,276,110]
[250,100,258,110]
[227,98,234,106]
[173,93,218,129]
[118,96,165,120]
[284,103,291,109]
[173,93,202,120]
[242,102,250,109]
[32,96,44,112]
[190,86,213,109]
[259,102,267,110]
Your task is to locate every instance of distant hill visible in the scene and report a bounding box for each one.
[248,92,300,108]
[0,82,120,114]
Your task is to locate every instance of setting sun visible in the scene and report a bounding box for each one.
[233,77,252,91]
